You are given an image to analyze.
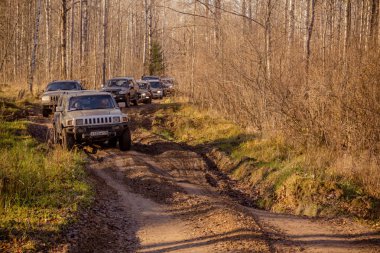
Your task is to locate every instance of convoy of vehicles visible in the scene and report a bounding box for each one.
[41,75,175,151]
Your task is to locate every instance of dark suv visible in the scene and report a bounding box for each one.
[41,80,84,117]
[161,77,175,96]
[102,77,140,107]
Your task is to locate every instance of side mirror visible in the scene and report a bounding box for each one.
[55,106,63,112]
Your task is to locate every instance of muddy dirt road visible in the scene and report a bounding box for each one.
[31,102,379,252]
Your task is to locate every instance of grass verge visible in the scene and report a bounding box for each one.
[0,96,92,252]
[150,99,380,222]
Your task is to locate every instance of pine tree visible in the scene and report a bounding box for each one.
[149,41,165,76]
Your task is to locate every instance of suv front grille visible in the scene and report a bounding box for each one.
[51,96,59,103]
[83,116,114,125]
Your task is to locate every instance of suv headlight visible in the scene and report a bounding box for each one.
[141,93,146,97]
[41,96,50,101]
[67,119,73,126]
[119,90,128,95]
[75,119,84,126]
[122,116,128,122]
[113,116,121,123]
[157,90,161,93]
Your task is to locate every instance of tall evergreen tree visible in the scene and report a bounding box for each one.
[149,41,165,76]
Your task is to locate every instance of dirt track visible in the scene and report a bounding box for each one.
[29,102,380,252]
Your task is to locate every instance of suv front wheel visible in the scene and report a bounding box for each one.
[42,108,50,117]
[62,128,75,150]
[119,127,131,151]
[125,95,131,108]
[52,125,59,144]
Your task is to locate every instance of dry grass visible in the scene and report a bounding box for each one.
[0,95,92,251]
[153,101,380,220]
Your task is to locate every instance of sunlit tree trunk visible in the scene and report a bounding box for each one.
[61,0,67,79]
[102,0,108,85]
[305,0,316,84]
[69,0,74,79]
[370,0,379,47]
[27,0,42,94]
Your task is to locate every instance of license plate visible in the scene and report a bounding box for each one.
[118,102,126,107]
[90,131,108,136]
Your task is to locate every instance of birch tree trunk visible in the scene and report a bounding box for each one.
[343,0,352,68]
[27,0,42,94]
[265,0,272,81]
[305,0,316,83]
[45,0,51,81]
[82,0,88,70]
[79,0,83,68]
[70,0,74,79]
[102,0,108,85]
[370,0,379,47]
[143,0,149,74]
[214,0,222,48]
[61,0,67,79]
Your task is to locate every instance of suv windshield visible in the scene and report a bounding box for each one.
[47,82,79,91]
[107,79,132,87]
[150,82,162,89]
[142,76,160,81]
[138,83,148,89]
[69,95,115,111]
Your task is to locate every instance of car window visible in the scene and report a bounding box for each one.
[47,82,79,91]
[150,82,162,88]
[69,95,115,111]
[142,76,160,81]
[107,79,132,87]
[138,83,147,89]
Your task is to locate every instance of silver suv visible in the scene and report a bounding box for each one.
[52,91,131,151]
[41,80,84,117]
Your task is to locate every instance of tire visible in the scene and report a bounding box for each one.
[119,127,132,151]
[108,137,117,148]
[145,98,152,104]
[42,108,50,117]
[125,95,131,108]
[132,99,138,106]
[62,129,75,150]
[52,125,58,144]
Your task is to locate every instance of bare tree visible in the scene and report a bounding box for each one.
[102,0,108,86]
[27,0,42,94]
[61,0,67,79]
